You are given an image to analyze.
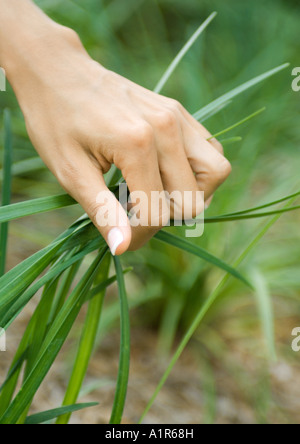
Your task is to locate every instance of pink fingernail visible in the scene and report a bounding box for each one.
[107,228,124,256]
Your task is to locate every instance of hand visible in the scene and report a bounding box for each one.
[8,26,231,255]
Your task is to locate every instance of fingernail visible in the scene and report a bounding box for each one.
[107,228,124,256]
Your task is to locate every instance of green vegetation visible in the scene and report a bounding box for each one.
[0,0,299,424]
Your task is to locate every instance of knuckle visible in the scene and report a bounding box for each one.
[169,99,183,113]
[171,190,204,220]
[126,122,154,149]
[211,138,224,155]
[154,109,177,130]
[213,158,232,183]
[63,27,83,48]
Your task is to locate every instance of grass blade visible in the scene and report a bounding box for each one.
[210,190,300,218]
[0,251,106,424]
[48,260,83,324]
[0,110,13,276]
[251,269,277,361]
[201,359,217,424]
[56,253,111,424]
[0,157,45,180]
[25,403,98,424]
[110,257,131,424]
[209,107,266,140]
[0,218,97,324]
[154,230,251,287]
[154,12,217,94]
[0,238,102,329]
[0,301,41,415]
[157,293,185,354]
[24,279,60,380]
[0,194,77,224]
[205,205,300,223]
[200,101,232,123]
[219,136,242,146]
[0,238,67,313]
[193,63,289,122]
[0,350,27,394]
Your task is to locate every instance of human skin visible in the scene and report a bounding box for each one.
[0,0,231,255]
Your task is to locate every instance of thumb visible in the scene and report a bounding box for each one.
[94,184,132,255]
[66,167,131,255]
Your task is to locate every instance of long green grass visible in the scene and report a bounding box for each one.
[0,0,299,424]
[0,110,12,276]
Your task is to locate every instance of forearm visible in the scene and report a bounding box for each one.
[0,0,56,71]
[0,0,87,108]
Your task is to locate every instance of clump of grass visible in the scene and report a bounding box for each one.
[0,12,298,424]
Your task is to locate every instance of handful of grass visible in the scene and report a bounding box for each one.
[0,13,298,424]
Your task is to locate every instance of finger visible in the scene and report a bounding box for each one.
[177,103,224,154]
[182,122,232,201]
[205,195,214,210]
[183,119,223,205]
[152,108,204,220]
[115,123,169,250]
[162,100,226,204]
[57,154,131,255]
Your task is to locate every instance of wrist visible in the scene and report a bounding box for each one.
[2,22,81,80]
[5,25,88,106]
[0,0,84,88]
[0,0,51,68]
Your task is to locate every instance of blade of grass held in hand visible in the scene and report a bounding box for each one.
[0,350,27,395]
[0,238,67,313]
[0,218,91,316]
[155,230,251,288]
[205,205,300,223]
[0,194,77,224]
[0,263,126,415]
[211,190,300,218]
[56,254,111,424]
[110,257,131,425]
[48,259,83,325]
[0,239,102,329]
[0,314,36,415]
[23,280,60,381]
[154,12,217,94]
[0,251,106,424]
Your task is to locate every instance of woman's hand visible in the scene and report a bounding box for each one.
[5,23,231,255]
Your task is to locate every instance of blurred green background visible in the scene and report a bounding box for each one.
[1,0,300,424]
